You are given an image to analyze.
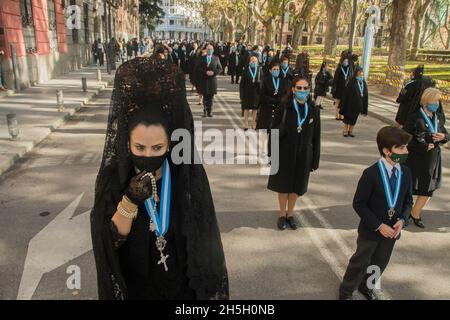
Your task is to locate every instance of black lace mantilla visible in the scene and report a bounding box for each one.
[90,57,229,300]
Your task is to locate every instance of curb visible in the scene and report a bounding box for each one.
[0,77,114,177]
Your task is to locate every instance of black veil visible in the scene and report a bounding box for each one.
[91,57,229,300]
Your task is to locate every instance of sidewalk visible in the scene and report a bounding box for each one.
[0,64,116,176]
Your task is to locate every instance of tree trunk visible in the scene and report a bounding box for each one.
[308,17,321,45]
[323,0,343,56]
[291,19,305,49]
[385,0,415,94]
[411,0,432,59]
[264,20,274,47]
[419,15,429,48]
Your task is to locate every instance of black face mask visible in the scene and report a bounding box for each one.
[130,153,167,173]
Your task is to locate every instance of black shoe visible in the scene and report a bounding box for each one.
[277,216,287,230]
[202,111,207,117]
[358,286,378,300]
[343,132,348,137]
[348,133,355,138]
[411,216,425,228]
[286,215,299,230]
[338,293,353,300]
[318,105,324,110]
[207,113,213,118]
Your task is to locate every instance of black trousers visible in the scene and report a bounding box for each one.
[203,94,214,114]
[339,235,396,296]
[231,74,240,83]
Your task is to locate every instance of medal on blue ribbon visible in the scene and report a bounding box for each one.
[144,159,172,272]
[249,66,257,83]
[377,160,402,220]
[282,67,288,78]
[419,107,438,134]
[341,66,349,80]
[207,55,212,66]
[272,76,280,95]
[293,98,309,133]
[357,80,364,97]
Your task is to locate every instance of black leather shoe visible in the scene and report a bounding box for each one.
[277,216,287,230]
[358,286,378,300]
[207,113,213,118]
[411,216,425,228]
[202,111,207,117]
[348,133,355,138]
[318,105,324,110]
[287,216,299,230]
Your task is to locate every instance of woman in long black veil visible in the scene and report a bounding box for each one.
[90,57,229,300]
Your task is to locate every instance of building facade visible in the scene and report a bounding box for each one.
[0,0,138,90]
[153,0,209,41]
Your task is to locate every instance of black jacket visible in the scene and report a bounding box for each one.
[197,55,223,95]
[353,162,413,241]
[314,70,334,97]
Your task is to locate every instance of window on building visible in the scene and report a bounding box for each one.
[47,0,58,52]
[20,0,36,53]
[303,23,308,32]
[170,8,174,14]
[83,3,90,44]
[316,37,323,44]
[170,20,174,25]
[319,22,324,34]
[169,31,174,39]
[70,0,79,44]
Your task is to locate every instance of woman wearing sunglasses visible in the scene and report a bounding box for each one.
[268,76,321,230]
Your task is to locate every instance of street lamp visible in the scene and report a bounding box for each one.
[247,0,252,43]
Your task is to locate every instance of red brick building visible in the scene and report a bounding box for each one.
[0,0,139,90]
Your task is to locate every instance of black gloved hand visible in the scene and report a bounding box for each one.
[124,171,153,205]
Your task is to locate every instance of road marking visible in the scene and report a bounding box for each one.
[17,193,92,300]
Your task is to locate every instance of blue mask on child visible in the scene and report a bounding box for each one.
[282,62,289,69]
[250,62,257,68]
[427,103,439,113]
[272,70,280,77]
[207,49,213,55]
[356,76,364,82]
[295,90,309,102]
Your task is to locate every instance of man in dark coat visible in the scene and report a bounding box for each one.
[228,46,241,84]
[198,44,223,117]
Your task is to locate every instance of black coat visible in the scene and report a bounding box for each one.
[178,49,188,74]
[353,163,413,242]
[403,109,450,196]
[267,98,321,195]
[314,70,334,98]
[197,55,223,95]
[257,76,288,130]
[187,51,198,85]
[339,78,368,126]
[228,52,241,76]
[239,66,263,109]
[332,64,352,99]
[395,79,422,125]
[171,51,180,67]
[262,56,275,77]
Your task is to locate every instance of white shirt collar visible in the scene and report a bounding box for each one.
[380,157,401,177]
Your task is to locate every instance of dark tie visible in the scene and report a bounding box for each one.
[389,167,397,192]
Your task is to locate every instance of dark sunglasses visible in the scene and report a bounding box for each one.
[295,86,310,90]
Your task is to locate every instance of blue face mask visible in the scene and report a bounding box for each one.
[356,76,364,82]
[427,103,439,113]
[342,60,349,67]
[272,70,280,78]
[295,90,309,102]
[282,62,289,69]
[207,49,213,55]
[250,62,257,68]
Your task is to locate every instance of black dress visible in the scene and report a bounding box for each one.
[257,76,288,130]
[332,64,351,100]
[403,109,450,197]
[267,98,321,195]
[240,66,263,110]
[314,70,334,99]
[339,78,368,126]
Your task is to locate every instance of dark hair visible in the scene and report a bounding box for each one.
[280,55,289,62]
[376,126,412,156]
[319,61,327,72]
[128,107,169,137]
[269,60,280,69]
[281,76,311,105]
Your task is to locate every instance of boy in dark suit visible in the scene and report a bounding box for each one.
[339,126,413,300]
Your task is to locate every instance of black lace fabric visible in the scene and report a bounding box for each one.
[90,57,229,300]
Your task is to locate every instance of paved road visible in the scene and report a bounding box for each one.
[0,76,449,300]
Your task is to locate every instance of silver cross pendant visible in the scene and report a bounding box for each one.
[388,207,395,220]
[156,236,169,272]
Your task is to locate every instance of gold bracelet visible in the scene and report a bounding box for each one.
[117,201,138,220]
[122,195,138,211]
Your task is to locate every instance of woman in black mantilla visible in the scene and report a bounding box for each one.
[91,57,229,300]
[395,65,425,126]
[268,76,321,231]
[332,51,353,121]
